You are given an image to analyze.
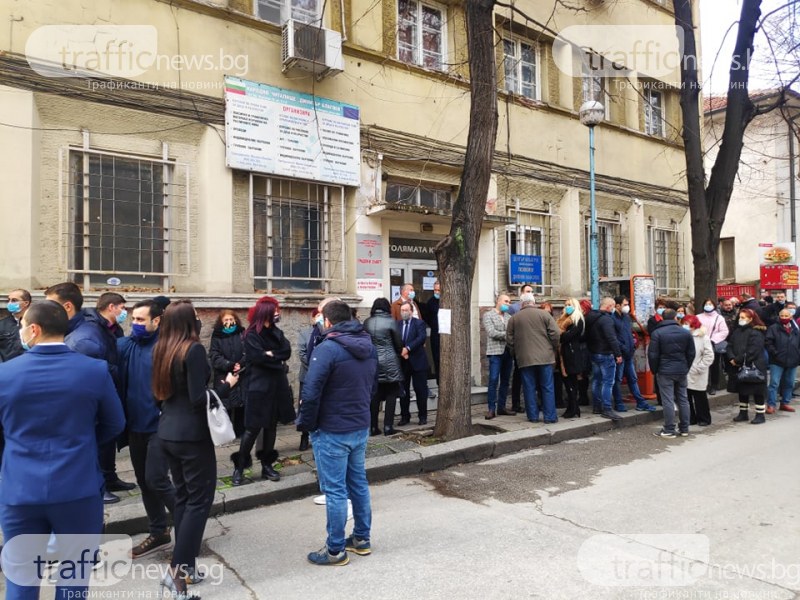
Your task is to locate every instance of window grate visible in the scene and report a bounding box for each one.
[647,226,684,295]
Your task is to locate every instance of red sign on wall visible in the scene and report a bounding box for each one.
[760,265,800,289]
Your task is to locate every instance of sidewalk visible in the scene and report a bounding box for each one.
[105,389,743,534]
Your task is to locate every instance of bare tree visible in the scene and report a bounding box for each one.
[433,0,498,440]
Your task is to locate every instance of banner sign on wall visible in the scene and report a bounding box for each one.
[758,242,796,266]
[509,254,542,284]
[760,265,799,289]
[356,234,383,291]
[224,76,360,186]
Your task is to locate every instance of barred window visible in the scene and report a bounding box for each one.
[648,226,684,295]
[255,0,319,24]
[506,209,561,295]
[64,148,188,291]
[385,181,453,212]
[583,218,625,283]
[252,176,338,292]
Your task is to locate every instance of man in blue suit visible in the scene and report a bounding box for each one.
[397,302,430,425]
[0,300,125,599]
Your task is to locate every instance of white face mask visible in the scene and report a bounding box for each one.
[683,324,691,330]
[739,319,749,327]
[704,305,714,312]
[621,305,630,314]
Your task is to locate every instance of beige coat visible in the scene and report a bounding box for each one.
[687,327,715,391]
[506,306,560,367]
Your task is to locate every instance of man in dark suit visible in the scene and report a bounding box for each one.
[0,300,125,598]
[397,301,430,425]
[423,280,441,391]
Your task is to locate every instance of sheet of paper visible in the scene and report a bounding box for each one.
[438,308,451,335]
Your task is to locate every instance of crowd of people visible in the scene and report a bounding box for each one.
[0,281,797,597]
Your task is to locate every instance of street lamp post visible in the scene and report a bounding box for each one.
[580,100,605,308]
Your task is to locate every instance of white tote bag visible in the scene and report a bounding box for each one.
[206,389,236,446]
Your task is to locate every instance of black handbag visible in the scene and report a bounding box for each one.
[738,362,765,383]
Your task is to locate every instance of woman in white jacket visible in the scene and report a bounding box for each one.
[685,314,716,426]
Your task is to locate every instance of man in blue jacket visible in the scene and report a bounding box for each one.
[0,300,125,598]
[649,309,696,438]
[297,301,378,566]
[117,300,177,559]
[613,296,656,412]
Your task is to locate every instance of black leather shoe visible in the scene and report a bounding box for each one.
[103,491,120,504]
[397,418,411,426]
[370,427,382,436]
[511,405,522,413]
[106,479,136,492]
[262,465,281,482]
[299,436,310,452]
[232,468,246,486]
[601,410,622,421]
[418,418,427,425]
[497,408,516,416]
[384,428,398,435]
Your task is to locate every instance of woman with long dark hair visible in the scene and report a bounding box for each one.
[208,309,246,436]
[726,308,769,424]
[363,297,403,435]
[153,300,238,599]
[231,296,293,486]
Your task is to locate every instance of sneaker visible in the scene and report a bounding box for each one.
[344,535,371,555]
[307,546,349,566]
[614,405,628,413]
[636,403,657,412]
[185,566,206,585]
[653,430,676,439]
[678,431,689,437]
[313,495,326,505]
[131,530,172,559]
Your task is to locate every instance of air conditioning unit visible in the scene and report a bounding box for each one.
[281,20,344,79]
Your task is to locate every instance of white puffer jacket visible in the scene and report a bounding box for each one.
[687,327,715,391]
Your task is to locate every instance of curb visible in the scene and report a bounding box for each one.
[105,391,740,535]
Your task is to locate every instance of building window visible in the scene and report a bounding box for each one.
[648,226,684,294]
[581,60,611,119]
[66,149,188,290]
[718,237,736,280]
[506,209,560,294]
[644,89,665,137]
[583,219,624,283]
[397,0,445,70]
[385,181,452,212]
[255,0,320,25]
[503,38,539,100]
[253,176,339,292]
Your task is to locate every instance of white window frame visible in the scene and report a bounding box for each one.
[506,207,561,295]
[503,37,540,100]
[397,0,447,71]
[384,180,453,212]
[644,88,665,137]
[59,141,190,292]
[647,225,684,295]
[255,0,321,25]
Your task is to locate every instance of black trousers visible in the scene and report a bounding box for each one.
[372,381,401,431]
[511,363,523,410]
[98,440,118,483]
[129,431,177,536]
[401,365,428,421]
[237,425,278,466]
[687,389,711,425]
[430,333,440,384]
[708,353,723,391]
[161,438,216,574]
[563,374,581,415]
[578,374,590,406]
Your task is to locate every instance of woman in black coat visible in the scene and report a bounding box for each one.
[557,298,587,418]
[231,297,293,485]
[208,309,245,436]
[725,308,768,424]
[363,298,404,435]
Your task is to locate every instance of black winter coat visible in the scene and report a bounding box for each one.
[766,322,800,368]
[363,311,404,383]
[243,325,295,428]
[209,325,245,382]
[559,319,587,375]
[648,320,695,376]
[585,310,621,357]
[725,324,767,396]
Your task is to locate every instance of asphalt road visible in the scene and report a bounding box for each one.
[16,406,800,599]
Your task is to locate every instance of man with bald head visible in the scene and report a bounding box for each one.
[585,297,623,421]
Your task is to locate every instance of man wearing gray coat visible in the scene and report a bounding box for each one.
[506,294,561,423]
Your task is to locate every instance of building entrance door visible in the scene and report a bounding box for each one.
[389,261,438,304]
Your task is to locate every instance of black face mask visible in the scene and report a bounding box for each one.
[195,319,202,335]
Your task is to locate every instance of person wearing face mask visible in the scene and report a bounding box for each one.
[761,291,787,327]
[391,283,421,321]
[684,314,715,426]
[696,298,729,397]
[725,308,769,424]
[397,301,430,425]
[646,298,669,335]
[482,294,515,419]
[209,309,246,438]
[612,296,656,412]
[423,280,441,392]
[0,289,31,363]
[116,299,179,562]
[765,308,800,414]
[584,297,623,421]
[557,297,587,418]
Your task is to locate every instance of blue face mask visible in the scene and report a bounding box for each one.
[315,315,324,327]
[6,302,20,314]
[676,313,685,320]
[19,326,32,351]
[565,306,575,316]
[500,304,509,313]
[408,291,416,300]
[434,293,440,300]
[117,309,128,325]
[131,323,149,338]
[657,308,665,316]
[222,325,237,334]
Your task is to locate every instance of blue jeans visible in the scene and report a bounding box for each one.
[487,349,513,411]
[768,364,797,408]
[591,353,617,411]
[613,356,646,407]
[310,428,372,552]
[520,364,557,422]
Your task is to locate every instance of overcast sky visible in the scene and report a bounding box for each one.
[700,0,795,94]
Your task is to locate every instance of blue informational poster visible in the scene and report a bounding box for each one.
[509,254,542,284]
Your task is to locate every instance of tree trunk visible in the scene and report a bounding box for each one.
[433,0,498,440]
[674,0,760,304]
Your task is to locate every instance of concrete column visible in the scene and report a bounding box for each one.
[559,188,583,293]
[627,202,647,274]
[0,87,39,290]
[196,126,233,293]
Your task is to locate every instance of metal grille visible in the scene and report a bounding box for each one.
[505,208,561,295]
[385,181,453,212]
[583,218,627,287]
[61,147,189,291]
[648,226,685,295]
[252,176,332,292]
